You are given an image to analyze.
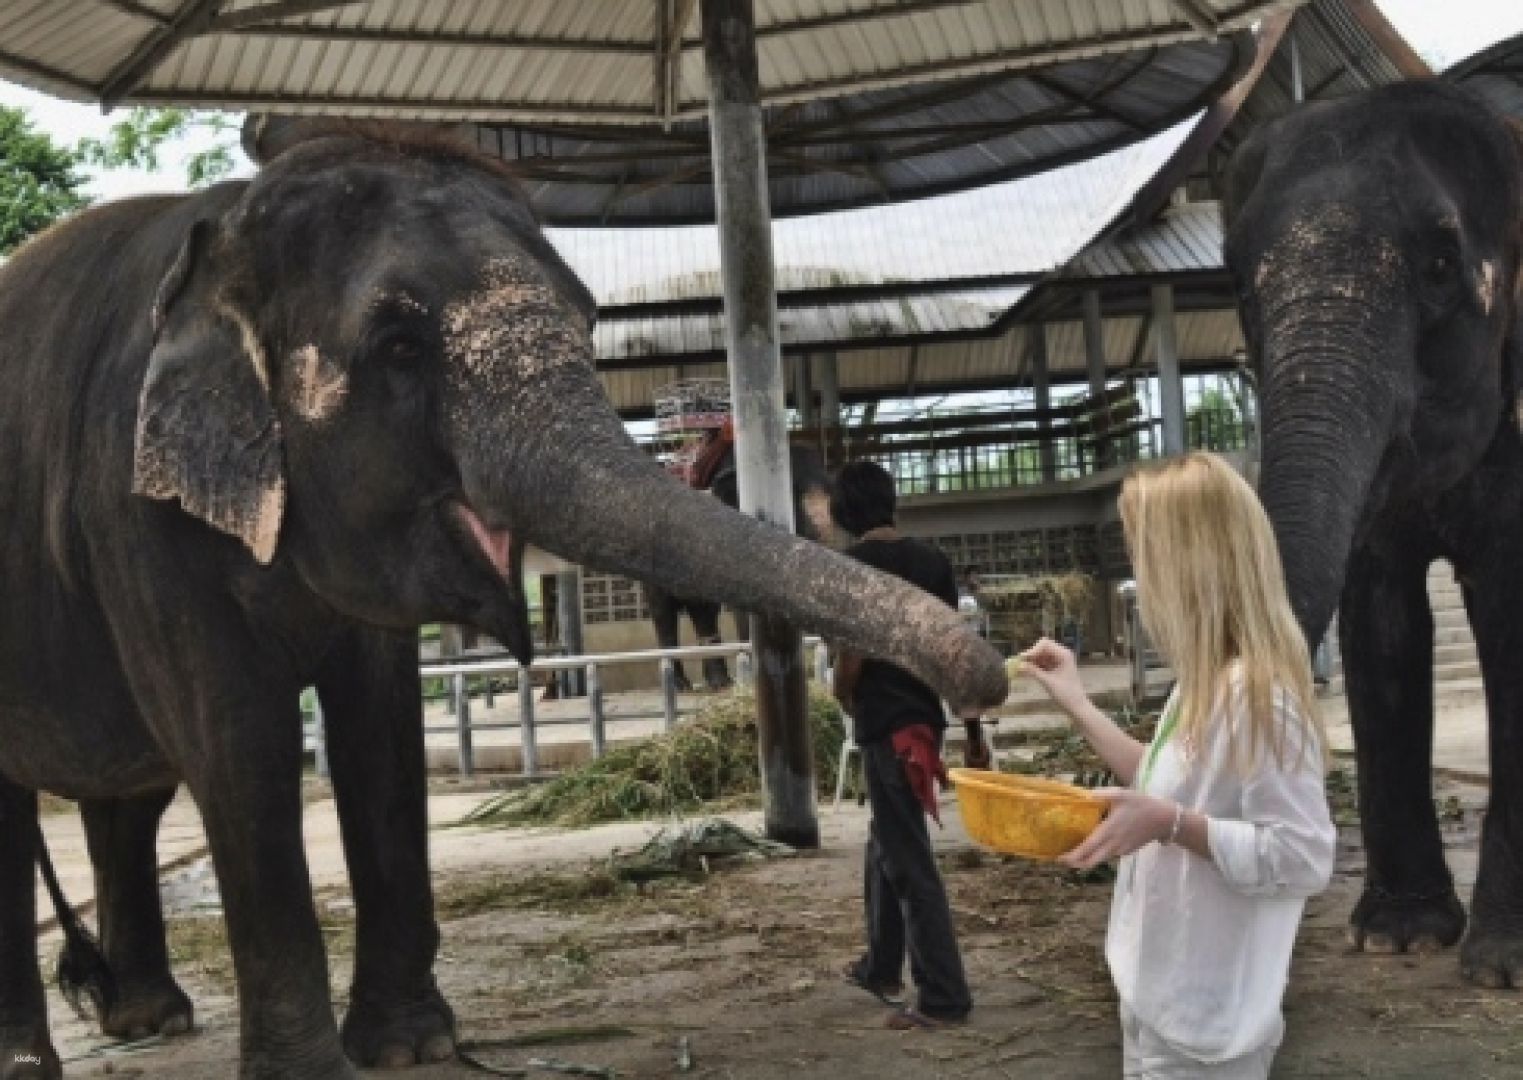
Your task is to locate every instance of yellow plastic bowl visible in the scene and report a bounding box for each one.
[949,768,1105,860]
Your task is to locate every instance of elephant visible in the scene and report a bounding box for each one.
[642,441,834,691]
[0,123,1007,1080]
[1224,81,1523,986]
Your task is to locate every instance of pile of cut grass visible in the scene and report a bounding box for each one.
[452,687,847,829]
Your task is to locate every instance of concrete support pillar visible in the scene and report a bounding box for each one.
[1030,323,1056,484]
[1153,284,1186,456]
[1082,289,1109,469]
[702,0,818,849]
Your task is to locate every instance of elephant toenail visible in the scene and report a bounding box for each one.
[421,1034,456,1063]
[1408,935,1444,955]
[160,1014,192,1036]
[1363,934,1400,954]
[372,1044,418,1070]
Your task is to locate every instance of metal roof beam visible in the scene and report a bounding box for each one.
[656,0,699,120]
[209,1,366,32]
[1028,63,1149,133]
[126,89,654,118]
[224,25,653,53]
[1168,0,1220,36]
[97,1,170,23]
[0,46,103,98]
[101,0,230,109]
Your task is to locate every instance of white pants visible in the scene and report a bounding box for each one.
[1120,1004,1280,1079]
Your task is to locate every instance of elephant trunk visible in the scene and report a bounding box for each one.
[1254,277,1409,649]
[449,336,1007,714]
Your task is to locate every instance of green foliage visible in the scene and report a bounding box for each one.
[0,105,90,253]
[1186,387,1246,451]
[76,107,239,188]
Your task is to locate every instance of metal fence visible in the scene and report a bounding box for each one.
[305,638,832,779]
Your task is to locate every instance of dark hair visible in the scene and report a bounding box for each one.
[831,460,897,536]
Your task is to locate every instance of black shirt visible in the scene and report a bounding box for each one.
[842,535,959,744]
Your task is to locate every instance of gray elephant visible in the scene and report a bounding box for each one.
[1224,82,1523,986]
[0,124,1006,1080]
[643,441,833,690]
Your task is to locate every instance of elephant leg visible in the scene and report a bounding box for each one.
[0,780,60,1080]
[646,588,693,691]
[186,699,355,1080]
[318,629,455,1069]
[1342,543,1465,953]
[78,789,193,1040]
[689,602,732,690]
[1458,556,1523,987]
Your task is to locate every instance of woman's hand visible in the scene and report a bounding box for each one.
[1018,638,1089,718]
[1058,789,1176,870]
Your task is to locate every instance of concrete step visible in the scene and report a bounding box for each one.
[1434,607,1474,630]
[1435,626,1475,646]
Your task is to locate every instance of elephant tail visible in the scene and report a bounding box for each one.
[34,820,117,1022]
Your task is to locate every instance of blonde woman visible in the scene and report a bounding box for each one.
[1022,452,1335,1078]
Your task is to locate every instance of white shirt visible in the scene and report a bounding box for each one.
[1106,675,1336,1062]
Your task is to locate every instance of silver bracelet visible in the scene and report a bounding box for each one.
[1165,802,1185,845]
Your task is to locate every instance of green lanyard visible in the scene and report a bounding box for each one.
[1137,703,1179,793]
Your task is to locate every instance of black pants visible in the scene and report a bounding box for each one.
[858,737,972,1020]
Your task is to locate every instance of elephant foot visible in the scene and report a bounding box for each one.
[341,982,456,1069]
[101,977,194,1040]
[1348,884,1466,954]
[1461,919,1523,989]
[0,1026,61,1080]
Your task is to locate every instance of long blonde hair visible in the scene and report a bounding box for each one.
[1119,452,1328,772]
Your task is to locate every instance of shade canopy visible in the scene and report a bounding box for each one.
[6,2,1295,224]
[248,33,1249,225]
[1444,31,1523,119]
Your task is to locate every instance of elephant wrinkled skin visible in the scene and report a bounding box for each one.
[1225,83,1523,987]
[0,127,1006,1080]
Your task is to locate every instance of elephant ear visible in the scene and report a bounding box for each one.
[132,219,286,564]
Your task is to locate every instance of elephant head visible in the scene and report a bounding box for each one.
[1223,83,1523,646]
[131,125,1006,712]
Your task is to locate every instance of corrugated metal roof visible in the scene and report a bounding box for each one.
[0,1,1307,124]
[596,305,1245,415]
[1062,200,1221,278]
[595,286,1025,361]
[551,119,1191,305]
[1221,0,1427,154]
[1445,32,1523,119]
[399,33,1248,225]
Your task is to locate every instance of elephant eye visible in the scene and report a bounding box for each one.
[1428,254,1455,280]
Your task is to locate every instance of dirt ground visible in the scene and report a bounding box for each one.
[37,768,1523,1080]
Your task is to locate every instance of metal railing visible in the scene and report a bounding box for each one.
[305,638,832,779]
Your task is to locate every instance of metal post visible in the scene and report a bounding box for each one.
[814,641,829,684]
[557,568,585,696]
[818,349,842,468]
[702,0,819,849]
[453,672,474,778]
[518,666,538,777]
[735,649,753,688]
[441,623,463,714]
[793,352,815,427]
[1082,289,1109,470]
[660,657,679,731]
[1290,34,1304,104]
[1030,323,1056,483]
[1152,284,1186,456]
[587,663,606,759]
